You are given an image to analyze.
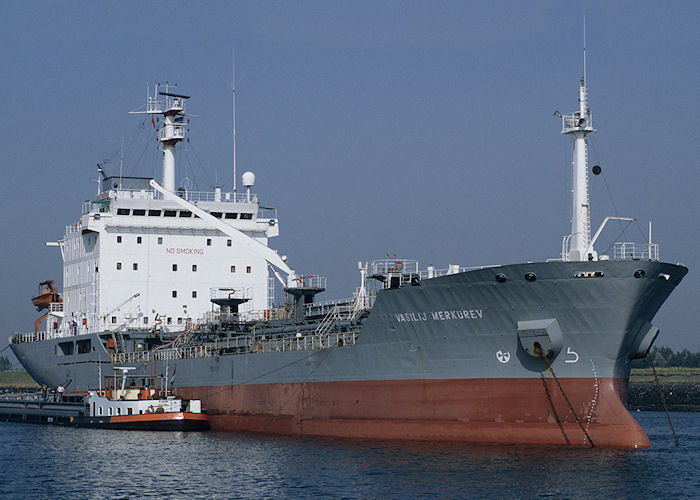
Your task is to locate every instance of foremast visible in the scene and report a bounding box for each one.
[559,56,596,262]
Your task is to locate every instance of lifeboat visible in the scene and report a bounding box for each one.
[31,280,62,311]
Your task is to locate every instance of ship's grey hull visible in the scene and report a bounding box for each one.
[11,260,687,447]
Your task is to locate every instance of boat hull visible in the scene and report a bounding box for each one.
[10,260,688,447]
[76,412,210,431]
[176,376,645,448]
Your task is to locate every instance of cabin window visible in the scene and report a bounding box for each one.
[172,290,177,298]
[158,237,163,245]
[246,266,252,273]
[167,317,172,325]
[117,236,122,243]
[164,210,176,217]
[137,236,142,244]
[143,316,149,324]
[227,239,232,247]
[77,339,91,354]
[133,263,138,270]
[95,266,99,273]
[206,238,212,246]
[172,264,178,271]
[192,291,197,298]
[225,213,237,219]
[111,316,117,324]
[230,265,236,273]
[177,318,183,325]
[133,209,146,216]
[211,212,223,219]
[149,209,161,217]
[192,264,197,272]
[240,213,253,220]
[117,407,121,416]
[56,342,74,356]
[116,262,122,270]
[108,407,113,416]
[117,209,130,215]
[179,211,192,218]
[98,406,103,416]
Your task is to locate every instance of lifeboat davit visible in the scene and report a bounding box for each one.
[31,280,62,311]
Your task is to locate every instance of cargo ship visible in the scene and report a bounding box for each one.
[10,59,687,448]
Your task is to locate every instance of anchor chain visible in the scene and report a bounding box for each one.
[535,343,595,447]
[647,351,679,446]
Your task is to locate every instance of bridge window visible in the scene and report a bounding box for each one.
[211,212,223,218]
[225,213,237,219]
[179,211,192,218]
[149,209,161,217]
[164,210,176,217]
[240,213,253,220]
[117,209,130,215]
[133,209,146,216]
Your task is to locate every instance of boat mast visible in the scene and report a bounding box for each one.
[130,83,190,192]
[232,51,237,194]
[559,23,596,262]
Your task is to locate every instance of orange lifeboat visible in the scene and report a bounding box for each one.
[31,280,62,311]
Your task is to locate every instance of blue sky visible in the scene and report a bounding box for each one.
[1,1,698,354]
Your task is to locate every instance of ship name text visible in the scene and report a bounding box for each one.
[393,309,483,323]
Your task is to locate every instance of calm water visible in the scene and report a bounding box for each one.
[1,412,698,499]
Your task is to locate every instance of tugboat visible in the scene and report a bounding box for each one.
[77,367,209,431]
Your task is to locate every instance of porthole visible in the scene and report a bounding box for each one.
[634,269,645,279]
[524,272,537,282]
[495,274,507,283]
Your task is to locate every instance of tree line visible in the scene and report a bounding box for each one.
[631,346,700,369]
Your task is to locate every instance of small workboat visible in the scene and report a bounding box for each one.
[76,367,209,431]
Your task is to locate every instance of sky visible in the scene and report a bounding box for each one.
[1,0,698,358]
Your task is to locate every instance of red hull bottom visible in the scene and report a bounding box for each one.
[176,377,648,448]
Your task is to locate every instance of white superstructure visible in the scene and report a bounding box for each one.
[50,85,286,337]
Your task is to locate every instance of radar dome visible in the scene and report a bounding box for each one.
[242,171,256,187]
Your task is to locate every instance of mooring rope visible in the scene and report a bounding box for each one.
[647,351,679,446]
[535,344,595,447]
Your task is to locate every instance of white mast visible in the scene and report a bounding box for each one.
[232,51,240,194]
[558,24,596,262]
[129,83,189,192]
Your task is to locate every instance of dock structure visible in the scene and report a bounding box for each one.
[0,393,86,425]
